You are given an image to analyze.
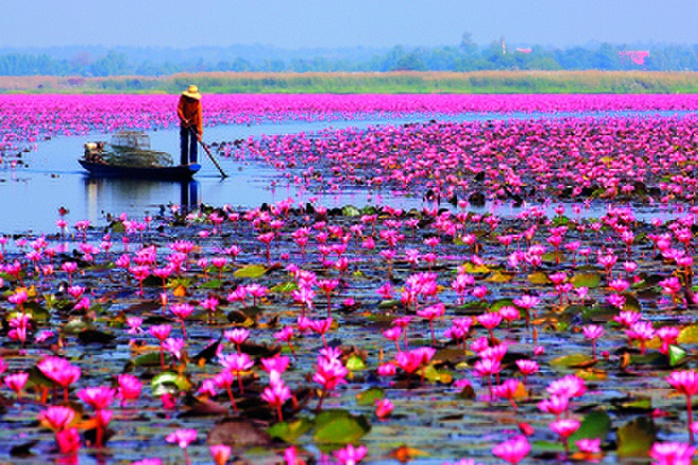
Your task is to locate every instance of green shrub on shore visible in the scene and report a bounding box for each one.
[2,71,698,94]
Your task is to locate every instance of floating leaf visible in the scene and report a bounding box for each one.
[678,325,698,344]
[422,365,453,384]
[549,353,596,369]
[208,418,274,447]
[628,353,666,367]
[570,272,602,289]
[128,351,162,368]
[542,252,564,263]
[173,285,187,298]
[486,271,515,283]
[490,298,516,313]
[313,409,371,444]
[270,281,298,293]
[151,371,192,396]
[267,418,313,443]
[61,318,89,335]
[356,387,384,406]
[459,262,490,274]
[622,293,642,312]
[233,264,268,279]
[346,354,366,371]
[616,417,657,457]
[612,397,652,413]
[528,271,551,285]
[378,299,401,310]
[201,279,223,289]
[388,445,430,462]
[342,206,361,217]
[110,221,126,233]
[23,301,50,321]
[669,344,689,367]
[569,410,610,446]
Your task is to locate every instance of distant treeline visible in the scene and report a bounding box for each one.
[3,71,698,94]
[0,36,697,76]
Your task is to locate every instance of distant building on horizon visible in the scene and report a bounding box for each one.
[618,50,650,65]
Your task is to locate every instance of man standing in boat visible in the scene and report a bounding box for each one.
[177,85,203,165]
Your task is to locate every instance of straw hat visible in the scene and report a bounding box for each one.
[182,85,201,100]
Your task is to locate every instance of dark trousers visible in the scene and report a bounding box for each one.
[180,126,198,165]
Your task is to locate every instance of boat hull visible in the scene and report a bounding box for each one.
[79,160,200,180]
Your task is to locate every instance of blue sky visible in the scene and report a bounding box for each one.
[3,0,697,49]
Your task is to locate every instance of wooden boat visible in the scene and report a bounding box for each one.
[80,131,201,181]
[79,159,201,180]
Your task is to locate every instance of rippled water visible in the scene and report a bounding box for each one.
[1,110,689,234]
[0,119,407,234]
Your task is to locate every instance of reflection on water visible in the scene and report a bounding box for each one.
[180,179,200,208]
[83,177,200,224]
[4,113,695,234]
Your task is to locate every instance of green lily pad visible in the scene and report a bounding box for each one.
[622,293,642,312]
[23,301,50,321]
[485,271,515,283]
[678,325,698,344]
[129,351,162,368]
[570,272,602,289]
[422,365,452,384]
[378,299,401,310]
[528,271,551,285]
[233,264,268,279]
[270,281,299,293]
[267,418,313,443]
[549,353,595,369]
[616,417,657,457]
[569,410,610,446]
[612,397,652,413]
[346,354,367,371]
[151,371,192,396]
[490,298,517,313]
[61,318,90,335]
[669,344,689,367]
[459,262,490,274]
[201,279,223,289]
[342,206,361,217]
[313,409,371,445]
[356,387,384,406]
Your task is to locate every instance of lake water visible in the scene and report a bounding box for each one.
[1,118,426,234]
[1,110,689,234]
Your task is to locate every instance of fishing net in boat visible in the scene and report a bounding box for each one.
[102,147,173,168]
[85,131,173,167]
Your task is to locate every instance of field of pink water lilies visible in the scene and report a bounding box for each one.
[3,93,698,465]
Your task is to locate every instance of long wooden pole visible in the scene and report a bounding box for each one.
[189,127,228,178]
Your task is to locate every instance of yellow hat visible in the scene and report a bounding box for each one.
[182,85,201,100]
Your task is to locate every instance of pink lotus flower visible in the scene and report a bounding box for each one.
[169,303,195,339]
[492,435,530,464]
[649,441,695,465]
[38,356,81,402]
[117,374,142,405]
[549,418,580,453]
[56,426,81,454]
[666,370,698,442]
[166,428,197,465]
[38,405,75,431]
[375,398,394,419]
[77,386,115,410]
[4,372,28,400]
[334,443,367,465]
[210,444,232,465]
[262,378,292,422]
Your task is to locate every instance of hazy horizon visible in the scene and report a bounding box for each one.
[1,0,696,51]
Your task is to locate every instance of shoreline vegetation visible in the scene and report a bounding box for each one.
[2,70,698,94]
